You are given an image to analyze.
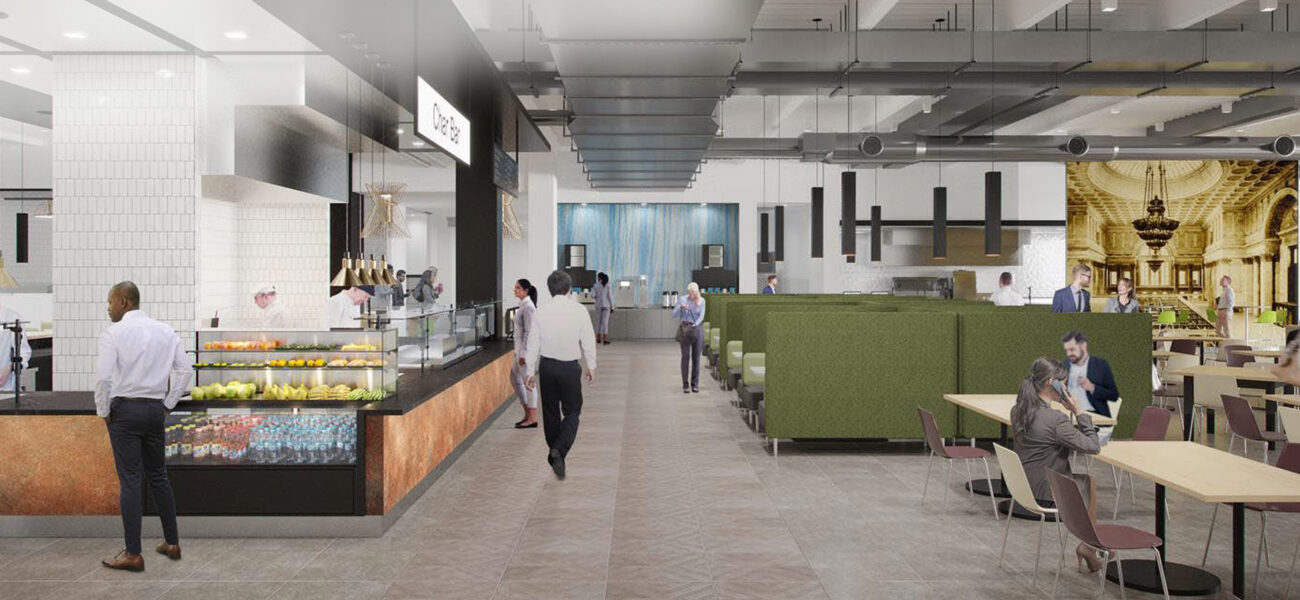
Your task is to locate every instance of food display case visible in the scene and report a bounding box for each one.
[396,301,498,369]
[190,329,398,405]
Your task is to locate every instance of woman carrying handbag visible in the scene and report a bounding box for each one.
[672,283,707,394]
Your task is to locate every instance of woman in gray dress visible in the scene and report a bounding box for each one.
[511,279,538,428]
[592,272,613,345]
[1009,357,1104,572]
[1103,277,1140,314]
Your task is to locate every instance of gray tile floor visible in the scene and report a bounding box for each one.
[1,342,1295,599]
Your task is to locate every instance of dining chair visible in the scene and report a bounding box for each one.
[1154,354,1198,413]
[995,443,1062,586]
[1189,375,1239,443]
[917,407,999,519]
[1222,394,1286,463]
[1049,470,1170,599]
[1202,443,1300,597]
[1156,310,1176,331]
[1281,408,1300,442]
[1113,407,1173,519]
[1168,339,1198,356]
[1223,345,1254,367]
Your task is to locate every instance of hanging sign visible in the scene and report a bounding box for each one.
[416,76,471,165]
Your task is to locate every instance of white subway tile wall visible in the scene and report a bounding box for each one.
[197,198,238,323]
[52,55,199,391]
[234,199,330,327]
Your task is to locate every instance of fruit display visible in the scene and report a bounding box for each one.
[203,340,284,351]
[340,343,379,351]
[195,358,376,369]
[188,381,388,402]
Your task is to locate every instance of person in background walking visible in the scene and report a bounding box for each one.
[96,281,192,572]
[761,275,778,295]
[592,272,613,345]
[673,282,707,394]
[1104,277,1140,314]
[1217,275,1235,338]
[511,279,538,429]
[390,270,407,309]
[1052,264,1092,313]
[526,270,597,480]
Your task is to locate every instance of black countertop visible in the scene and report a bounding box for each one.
[0,341,513,417]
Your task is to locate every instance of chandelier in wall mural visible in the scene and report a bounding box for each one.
[1131,162,1180,270]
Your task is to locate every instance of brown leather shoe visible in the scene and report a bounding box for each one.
[101,550,144,572]
[155,542,181,560]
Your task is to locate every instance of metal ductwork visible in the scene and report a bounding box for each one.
[707,133,1299,165]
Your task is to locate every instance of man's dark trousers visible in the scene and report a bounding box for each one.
[538,357,583,459]
[108,398,179,555]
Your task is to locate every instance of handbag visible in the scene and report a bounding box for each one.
[675,321,695,344]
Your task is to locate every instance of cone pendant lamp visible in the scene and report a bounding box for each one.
[330,253,362,287]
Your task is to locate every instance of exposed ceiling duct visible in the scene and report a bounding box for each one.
[707,132,1298,165]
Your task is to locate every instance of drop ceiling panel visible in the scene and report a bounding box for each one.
[107,0,320,52]
[0,0,180,52]
[561,77,731,98]
[587,171,697,181]
[578,148,710,162]
[549,45,740,77]
[568,97,719,116]
[569,115,719,136]
[533,0,765,41]
[583,161,701,172]
[571,134,715,150]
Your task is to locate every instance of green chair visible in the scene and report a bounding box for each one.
[1176,310,1190,326]
[724,340,743,390]
[1259,310,1279,325]
[701,321,710,348]
[1277,308,1289,327]
[1156,310,1177,330]
[739,353,766,429]
[1206,308,1217,324]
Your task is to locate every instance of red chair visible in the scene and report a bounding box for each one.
[1224,346,1255,368]
[1222,394,1287,463]
[917,407,999,519]
[1203,443,1300,597]
[1049,470,1170,599]
[1168,339,1198,356]
[1113,407,1173,518]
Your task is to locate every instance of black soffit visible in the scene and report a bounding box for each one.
[811,187,824,259]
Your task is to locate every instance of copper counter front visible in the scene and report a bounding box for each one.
[0,416,120,515]
[365,351,516,514]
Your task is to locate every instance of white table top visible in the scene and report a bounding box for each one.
[1168,364,1282,383]
[1097,441,1300,503]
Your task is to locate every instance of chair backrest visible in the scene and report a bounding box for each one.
[1169,339,1198,356]
[994,443,1053,514]
[1280,408,1300,442]
[1161,354,1200,383]
[1259,310,1280,325]
[1132,406,1173,441]
[1224,345,1255,367]
[1193,374,1237,410]
[1222,394,1268,442]
[916,407,950,459]
[1107,397,1123,424]
[1048,470,1103,549]
[1157,310,1177,326]
[1207,308,1218,322]
[1280,308,1290,326]
[1275,443,1300,474]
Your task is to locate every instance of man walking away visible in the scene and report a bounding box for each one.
[526,270,597,480]
[97,281,192,571]
[1217,275,1235,338]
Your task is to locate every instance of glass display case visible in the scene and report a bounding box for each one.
[190,329,398,404]
[165,409,357,466]
[395,301,497,369]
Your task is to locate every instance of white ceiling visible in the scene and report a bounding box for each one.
[0,55,52,95]
[0,0,177,52]
[108,0,319,52]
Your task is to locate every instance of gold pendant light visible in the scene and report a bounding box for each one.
[330,253,362,287]
[0,252,18,288]
[376,255,396,286]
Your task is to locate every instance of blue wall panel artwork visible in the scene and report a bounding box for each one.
[557,203,739,299]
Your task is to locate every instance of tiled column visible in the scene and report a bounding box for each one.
[52,55,200,390]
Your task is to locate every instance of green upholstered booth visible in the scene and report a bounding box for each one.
[741,353,765,386]
[957,312,1153,440]
[765,311,961,439]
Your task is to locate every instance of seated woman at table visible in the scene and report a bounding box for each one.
[1010,357,1104,573]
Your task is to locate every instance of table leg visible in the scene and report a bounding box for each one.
[1107,482,1221,595]
[999,423,1008,446]
[1199,341,1206,365]
[1233,502,1245,598]
[1156,484,1166,561]
[1182,375,1195,440]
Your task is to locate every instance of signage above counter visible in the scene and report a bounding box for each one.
[416,76,471,165]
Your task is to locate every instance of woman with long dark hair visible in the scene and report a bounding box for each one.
[1104,277,1139,313]
[1010,357,1104,572]
[510,279,539,428]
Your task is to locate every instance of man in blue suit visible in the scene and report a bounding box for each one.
[1062,330,1118,418]
[761,275,778,295]
[1052,264,1093,313]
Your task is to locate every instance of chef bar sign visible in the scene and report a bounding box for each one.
[416,76,471,165]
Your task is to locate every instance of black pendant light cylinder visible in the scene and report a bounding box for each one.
[933,187,947,260]
[869,205,882,262]
[841,171,856,259]
[984,171,1002,256]
[811,187,824,258]
[759,212,771,264]
[774,205,785,261]
[15,213,28,264]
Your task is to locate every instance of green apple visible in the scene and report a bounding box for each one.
[190,387,206,401]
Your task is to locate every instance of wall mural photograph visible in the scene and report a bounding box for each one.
[1066,160,1297,338]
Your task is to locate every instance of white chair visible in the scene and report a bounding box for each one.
[1189,374,1240,443]
[1155,354,1199,414]
[994,444,1062,587]
[1281,408,1300,442]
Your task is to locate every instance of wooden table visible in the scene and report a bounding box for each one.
[1264,394,1300,409]
[1153,334,1225,365]
[1169,365,1284,441]
[1151,350,1186,360]
[943,394,1115,508]
[1232,349,1285,362]
[1096,441,1300,598]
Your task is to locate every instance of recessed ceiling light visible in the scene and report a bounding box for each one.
[1261,0,1279,12]
[1100,0,1118,12]
[223,30,248,40]
[396,128,405,134]
[10,67,30,74]
[62,31,88,39]
[1235,128,1246,133]
[411,140,425,146]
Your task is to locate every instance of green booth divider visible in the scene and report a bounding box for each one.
[738,303,890,356]
[766,311,960,439]
[957,312,1153,440]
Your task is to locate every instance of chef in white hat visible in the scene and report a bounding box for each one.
[254,285,288,329]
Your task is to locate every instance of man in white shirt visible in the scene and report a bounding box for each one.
[989,272,1025,307]
[0,304,32,391]
[328,286,372,328]
[253,285,288,329]
[1217,275,1235,338]
[96,282,192,572]
[525,270,597,480]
